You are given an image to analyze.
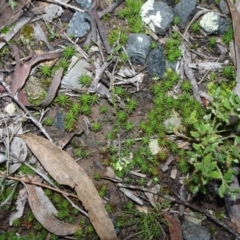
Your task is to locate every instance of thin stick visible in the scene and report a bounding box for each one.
[0,75,53,142]
[0,174,78,198]
[50,0,84,12]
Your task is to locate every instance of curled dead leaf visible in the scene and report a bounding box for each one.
[20,133,117,240]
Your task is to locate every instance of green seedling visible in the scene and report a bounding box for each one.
[8,0,17,9]
[91,122,102,132]
[63,45,76,59]
[44,117,54,126]
[54,93,69,107]
[223,26,233,44]
[181,80,192,92]
[70,102,81,115]
[222,65,235,79]
[173,16,180,25]
[40,65,52,77]
[79,93,91,105]
[190,22,200,32]
[125,98,137,113]
[208,37,217,48]
[79,74,92,86]
[80,104,91,115]
[124,121,134,132]
[108,28,128,47]
[114,86,125,97]
[164,38,182,62]
[118,0,144,33]
[93,172,101,181]
[100,105,108,114]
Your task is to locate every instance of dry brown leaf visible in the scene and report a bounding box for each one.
[163,214,183,240]
[10,47,61,95]
[24,181,80,236]
[20,133,117,240]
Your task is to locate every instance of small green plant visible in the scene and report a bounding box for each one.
[119,51,129,62]
[118,0,143,33]
[150,41,158,49]
[116,110,128,122]
[91,122,102,132]
[223,26,233,44]
[108,28,128,46]
[173,16,180,25]
[74,148,90,158]
[190,22,200,32]
[181,80,192,92]
[124,121,135,132]
[79,93,91,105]
[63,45,76,59]
[89,94,99,105]
[102,13,111,22]
[40,65,52,77]
[125,98,137,113]
[9,0,17,9]
[93,171,101,181]
[222,65,235,79]
[79,74,92,86]
[80,104,91,115]
[70,102,81,115]
[182,88,240,198]
[54,93,69,107]
[44,117,54,126]
[98,185,107,197]
[208,37,217,48]
[164,38,182,62]
[100,105,108,114]
[114,86,125,97]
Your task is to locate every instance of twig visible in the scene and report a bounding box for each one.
[92,7,111,54]
[88,57,116,93]
[50,0,84,12]
[0,174,78,198]
[99,0,125,18]
[182,45,212,103]
[0,75,53,142]
[116,183,240,239]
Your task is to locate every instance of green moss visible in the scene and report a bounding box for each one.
[108,28,128,46]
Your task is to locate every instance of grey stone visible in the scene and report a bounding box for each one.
[75,0,93,9]
[220,0,229,15]
[163,0,176,7]
[67,11,91,38]
[125,34,151,65]
[182,221,211,240]
[146,45,166,78]
[173,0,197,28]
[200,11,230,35]
[54,111,65,131]
[141,0,173,35]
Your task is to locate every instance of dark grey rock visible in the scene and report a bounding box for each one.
[67,11,91,38]
[173,0,197,28]
[200,11,230,35]
[220,0,229,15]
[163,0,176,7]
[146,45,166,78]
[125,34,151,65]
[54,111,65,131]
[182,221,211,240]
[141,0,173,35]
[75,0,93,9]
